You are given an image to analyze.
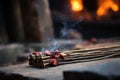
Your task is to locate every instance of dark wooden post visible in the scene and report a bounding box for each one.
[3,0,25,42]
[20,0,54,42]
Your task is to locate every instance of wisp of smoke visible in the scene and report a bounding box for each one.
[40,8,83,52]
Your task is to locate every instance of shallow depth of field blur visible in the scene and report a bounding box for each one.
[0,0,120,66]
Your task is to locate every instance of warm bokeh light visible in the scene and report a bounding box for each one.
[97,8,106,16]
[70,0,83,12]
[112,4,119,12]
[97,0,119,16]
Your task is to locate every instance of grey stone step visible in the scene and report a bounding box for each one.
[0,58,120,80]
[63,59,120,80]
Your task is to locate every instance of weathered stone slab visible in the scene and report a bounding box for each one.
[63,59,120,80]
[0,44,24,66]
[0,58,120,80]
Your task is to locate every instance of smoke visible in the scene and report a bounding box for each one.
[60,15,83,38]
[60,16,69,37]
[48,39,59,51]
[40,5,83,52]
[40,16,83,52]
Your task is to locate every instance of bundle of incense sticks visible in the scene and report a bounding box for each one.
[28,46,120,68]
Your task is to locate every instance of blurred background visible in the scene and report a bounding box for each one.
[0,0,120,66]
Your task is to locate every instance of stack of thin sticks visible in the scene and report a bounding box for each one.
[28,45,120,68]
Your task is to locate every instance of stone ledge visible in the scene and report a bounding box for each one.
[0,58,120,80]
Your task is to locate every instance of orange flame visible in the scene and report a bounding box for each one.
[97,0,119,16]
[70,0,83,12]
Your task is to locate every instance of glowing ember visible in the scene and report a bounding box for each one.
[70,0,83,12]
[97,0,119,16]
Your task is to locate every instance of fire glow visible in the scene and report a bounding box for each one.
[70,0,83,12]
[97,0,119,16]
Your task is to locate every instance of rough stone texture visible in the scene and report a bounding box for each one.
[64,59,120,80]
[0,58,120,80]
[20,0,53,42]
[0,44,24,66]
[36,0,54,42]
